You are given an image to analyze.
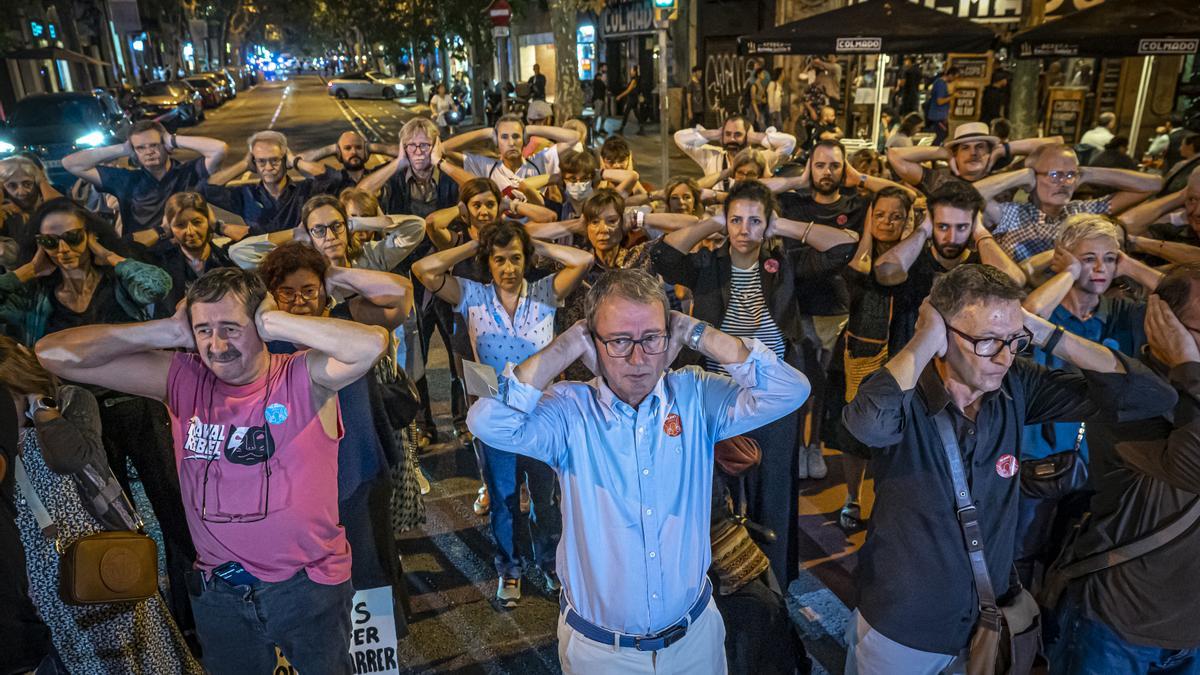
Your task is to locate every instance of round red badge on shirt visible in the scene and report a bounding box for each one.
[837,214,848,226]
[995,454,1019,479]
[763,258,780,273]
[664,413,682,437]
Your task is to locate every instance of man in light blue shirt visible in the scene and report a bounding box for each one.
[468,269,809,674]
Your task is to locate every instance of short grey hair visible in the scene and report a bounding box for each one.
[584,269,669,333]
[247,130,289,155]
[0,156,41,183]
[929,264,1026,319]
[399,117,439,147]
[1055,213,1124,252]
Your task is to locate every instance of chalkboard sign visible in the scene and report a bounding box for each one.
[952,86,980,119]
[947,55,991,82]
[1045,87,1087,143]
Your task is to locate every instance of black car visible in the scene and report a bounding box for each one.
[0,90,132,191]
[133,81,204,129]
[184,76,223,109]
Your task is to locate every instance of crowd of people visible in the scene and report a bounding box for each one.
[1,88,1199,675]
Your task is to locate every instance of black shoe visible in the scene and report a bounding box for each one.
[542,568,562,594]
[454,420,473,445]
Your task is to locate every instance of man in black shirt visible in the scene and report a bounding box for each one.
[62,120,227,242]
[297,130,397,196]
[1048,264,1200,673]
[204,129,341,234]
[842,264,1174,673]
[897,57,922,116]
[528,63,547,101]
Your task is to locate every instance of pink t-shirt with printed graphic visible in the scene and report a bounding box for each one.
[166,351,349,584]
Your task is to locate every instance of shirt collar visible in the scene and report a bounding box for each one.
[1051,295,1115,328]
[590,373,670,424]
[916,360,1012,417]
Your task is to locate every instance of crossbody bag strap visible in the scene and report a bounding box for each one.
[14,456,59,544]
[1059,495,1200,581]
[933,410,1001,626]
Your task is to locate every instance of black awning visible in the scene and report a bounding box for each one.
[1011,0,1200,58]
[5,47,110,67]
[738,0,997,56]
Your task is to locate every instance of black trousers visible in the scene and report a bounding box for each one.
[97,395,197,638]
[414,294,468,432]
[742,407,801,586]
[713,571,810,675]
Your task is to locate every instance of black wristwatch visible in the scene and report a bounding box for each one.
[1043,325,1066,355]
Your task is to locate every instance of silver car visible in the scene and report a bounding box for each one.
[326,71,409,100]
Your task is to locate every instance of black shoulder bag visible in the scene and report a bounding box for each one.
[933,411,1046,675]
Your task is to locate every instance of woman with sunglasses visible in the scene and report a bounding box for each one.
[0,198,171,345]
[412,219,593,607]
[1,335,203,673]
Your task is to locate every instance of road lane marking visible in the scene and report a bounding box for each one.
[267,83,291,129]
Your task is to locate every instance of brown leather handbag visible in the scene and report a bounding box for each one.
[16,458,158,605]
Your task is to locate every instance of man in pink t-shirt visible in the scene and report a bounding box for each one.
[36,267,388,675]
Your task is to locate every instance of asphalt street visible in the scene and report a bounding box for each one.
[171,74,860,674]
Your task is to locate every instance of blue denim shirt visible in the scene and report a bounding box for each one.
[1021,296,1147,462]
[466,338,808,635]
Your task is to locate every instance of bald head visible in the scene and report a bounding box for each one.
[337,131,369,170]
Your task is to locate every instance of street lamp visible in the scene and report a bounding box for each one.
[653,0,676,186]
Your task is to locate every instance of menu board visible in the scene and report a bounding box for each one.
[1045,87,1088,143]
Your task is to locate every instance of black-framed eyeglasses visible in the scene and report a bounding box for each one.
[1036,170,1078,184]
[308,222,346,239]
[594,333,670,358]
[946,324,1033,357]
[404,143,432,154]
[274,287,321,304]
[35,229,86,249]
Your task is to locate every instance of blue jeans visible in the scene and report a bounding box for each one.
[477,440,560,578]
[189,569,354,675]
[1051,597,1200,675]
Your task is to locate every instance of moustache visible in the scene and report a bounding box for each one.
[208,348,242,363]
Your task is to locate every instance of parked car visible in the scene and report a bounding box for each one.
[203,70,238,99]
[184,76,223,109]
[133,80,204,129]
[193,72,230,102]
[0,90,133,191]
[326,71,410,100]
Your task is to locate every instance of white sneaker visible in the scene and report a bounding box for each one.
[473,485,490,516]
[496,577,521,608]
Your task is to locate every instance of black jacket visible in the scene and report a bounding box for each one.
[651,237,855,367]
[382,168,460,218]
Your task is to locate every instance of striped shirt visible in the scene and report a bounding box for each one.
[709,263,787,373]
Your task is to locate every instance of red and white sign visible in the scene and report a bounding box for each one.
[486,0,511,27]
[995,454,1019,479]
